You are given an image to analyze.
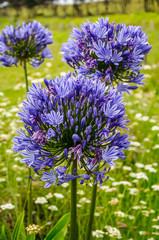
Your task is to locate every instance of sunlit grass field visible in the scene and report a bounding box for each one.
[0,11,159,239]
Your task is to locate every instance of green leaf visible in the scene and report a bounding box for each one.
[45,212,70,240]
[26,234,35,240]
[12,211,25,240]
[1,225,8,240]
[53,225,67,240]
[20,222,27,239]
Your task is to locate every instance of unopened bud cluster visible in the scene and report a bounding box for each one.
[26,224,40,235]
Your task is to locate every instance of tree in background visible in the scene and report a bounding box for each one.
[24,0,46,18]
[144,0,155,12]
[144,0,148,11]
[8,0,24,17]
[156,0,159,12]
[104,0,109,13]
[73,0,81,16]
[85,0,92,16]
[52,0,58,17]
[62,0,68,17]
[121,0,131,14]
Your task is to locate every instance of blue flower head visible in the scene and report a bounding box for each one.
[13,73,130,187]
[0,20,53,68]
[61,17,152,92]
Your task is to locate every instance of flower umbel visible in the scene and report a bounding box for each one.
[0,20,53,68]
[13,73,130,187]
[61,17,152,92]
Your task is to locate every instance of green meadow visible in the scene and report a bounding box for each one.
[0,11,159,239]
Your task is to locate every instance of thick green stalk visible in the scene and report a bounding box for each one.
[85,182,97,240]
[23,60,33,225]
[23,59,28,93]
[28,168,33,225]
[70,160,77,240]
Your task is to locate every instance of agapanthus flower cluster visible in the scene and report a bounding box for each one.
[0,20,53,68]
[13,73,130,188]
[61,17,152,92]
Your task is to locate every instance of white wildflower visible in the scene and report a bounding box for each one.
[144,73,152,78]
[129,172,137,178]
[45,221,53,226]
[109,177,115,181]
[112,181,132,186]
[46,193,53,199]
[128,188,139,195]
[130,141,141,147]
[143,65,151,70]
[141,210,150,217]
[143,137,150,142]
[16,177,22,182]
[114,211,127,218]
[136,172,149,180]
[6,149,14,155]
[48,205,58,211]
[0,203,15,210]
[105,225,122,239]
[140,116,149,121]
[108,198,119,206]
[123,166,132,171]
[152,126,159,131]
[46,62,52,68]
[53,193,64,199]
[77,204,82,208]
[10,107,19,113]
[62,182,69,188]
[0,178,6,182]
[0,134,10,140]
[151,184,159,191]
[35,197,48,204]
[94,212,100,217]
[92,230,105,238]
[100,186,109,191]
[153,145,159,149]
[135,113,142,119]
[140,200,147,205]
[106,187,117,193]
[79,197,90,204]
[135,163,144,168]
[152,216,159,222]
[152,163,158,167]
[145,165,157,173]
[152,232,159,235]
[150,210,155,214]
[60,72,66,77]
[77,190,84,195]
[139,231,147,235]
[132,206,141,210]
[150,119,156,123]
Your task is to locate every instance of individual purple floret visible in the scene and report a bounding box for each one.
[0,20,53,68]
[61,17,152,92]
[13,73,130,187]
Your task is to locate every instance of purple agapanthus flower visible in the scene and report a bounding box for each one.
[13,73,130,187]
[0,20,53,68]
[61,17,152,92]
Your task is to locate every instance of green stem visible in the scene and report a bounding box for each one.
[28,168,33,225]
[23,59,29,93]
[85,182,97,240]
[70,160,77,240]
[23,60,33,225]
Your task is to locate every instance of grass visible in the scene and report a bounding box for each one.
[0,11,159,239]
